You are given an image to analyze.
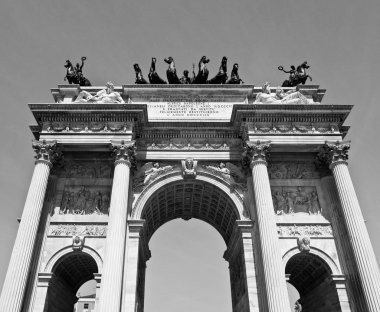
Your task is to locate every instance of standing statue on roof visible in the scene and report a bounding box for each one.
[149,57,167,84]
[64,56,91,86]
[192,56,210,84]
[164,56,181,84]
[208,56,228,84]
[279,61,312,87]
[227,63,243,84]
[180,70,192,84]
[133,64,148,84]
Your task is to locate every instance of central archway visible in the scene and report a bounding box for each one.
[124,177,258,312]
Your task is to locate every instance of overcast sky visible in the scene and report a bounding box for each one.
[0,0,379,311]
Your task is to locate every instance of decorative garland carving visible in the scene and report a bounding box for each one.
[44,122,132,134]
[277,224,333,237]
[136,140,242,151]
[247,123,339,135]
[48,224,107,236]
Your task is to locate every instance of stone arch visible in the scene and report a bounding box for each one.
[43,250,99,312]
[44,245,103,273]
[132,172,248,243]
[283,246,341,275]
[284,249,343,312]
[132,173,247,244]
[125,173,256,312]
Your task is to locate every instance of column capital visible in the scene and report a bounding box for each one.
[32,140,62,167]
[317,141,350,170]
[243,140,271,168]
[110,140,136,167]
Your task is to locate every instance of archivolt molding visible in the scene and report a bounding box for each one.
[282,246,340,275]
[44,245,103,274]
[131,171,248,221]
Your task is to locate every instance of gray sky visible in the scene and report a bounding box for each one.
[0,0,379,311]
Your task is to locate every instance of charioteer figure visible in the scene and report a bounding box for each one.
[133,64,148,84]
[64,56,91,86]
[279,61,312,87]
[180,70,192,84]
[226,63,243,84]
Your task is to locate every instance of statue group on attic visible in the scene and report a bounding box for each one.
[133,56,244,85]
[63,55,312,87]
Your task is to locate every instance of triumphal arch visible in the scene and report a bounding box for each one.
[1,82,380,312]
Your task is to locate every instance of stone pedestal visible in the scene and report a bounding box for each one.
[327,142,380,311]
[0,140,59,312]
[98,141,135,312]
[244,141,291,312]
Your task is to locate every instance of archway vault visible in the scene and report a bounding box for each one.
[132,173,248,245]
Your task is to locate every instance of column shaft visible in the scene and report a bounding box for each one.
[98,161,130,312]
[0,161,51,312]
[251,162,291,312]
[332,163,380,311]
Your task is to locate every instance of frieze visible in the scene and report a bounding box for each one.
[271,186,321,215]
[269,162,319,179]
[59,185,111,215]
[136,139,242,151]
[48,224,107,236]
[56,161,113,178]
[246,123,339,135]
[277,224,333,237]
[43,122,132,134]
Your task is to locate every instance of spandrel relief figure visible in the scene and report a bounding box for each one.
[271,186,321,215]
[255,82,310,104]
[205,162,246,190]
[133,162,175,191]
[74,82,125,104]
[59,186,111,215]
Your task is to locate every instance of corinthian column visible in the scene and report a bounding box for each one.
[98,140,136,312]
[244,141,291,312]
[0,140,60,312]
[325,141,380,311]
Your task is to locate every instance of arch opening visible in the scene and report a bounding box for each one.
[286,252,342,312]
[44,252,98,312]
[132,180,249,312]
[141,180,241,245]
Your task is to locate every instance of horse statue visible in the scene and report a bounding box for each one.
[192,56,210,84]
[133,64,148,84]
[64,57,91,86]
[279,61,312,87]
[148,57,167,84]
[208,56,228,84]
[164,56,180,84]
[227,63,243,84]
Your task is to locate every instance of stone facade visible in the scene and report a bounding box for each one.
[0,84,379,312]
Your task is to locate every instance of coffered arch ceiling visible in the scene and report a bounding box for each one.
[141,180,240,245]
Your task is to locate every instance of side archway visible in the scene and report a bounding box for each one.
[43,250,99,312]
[285,250,343,312]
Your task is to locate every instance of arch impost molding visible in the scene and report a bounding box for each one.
[127,219,151,262]
[37,272,55,287]
[224,220,254,262]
